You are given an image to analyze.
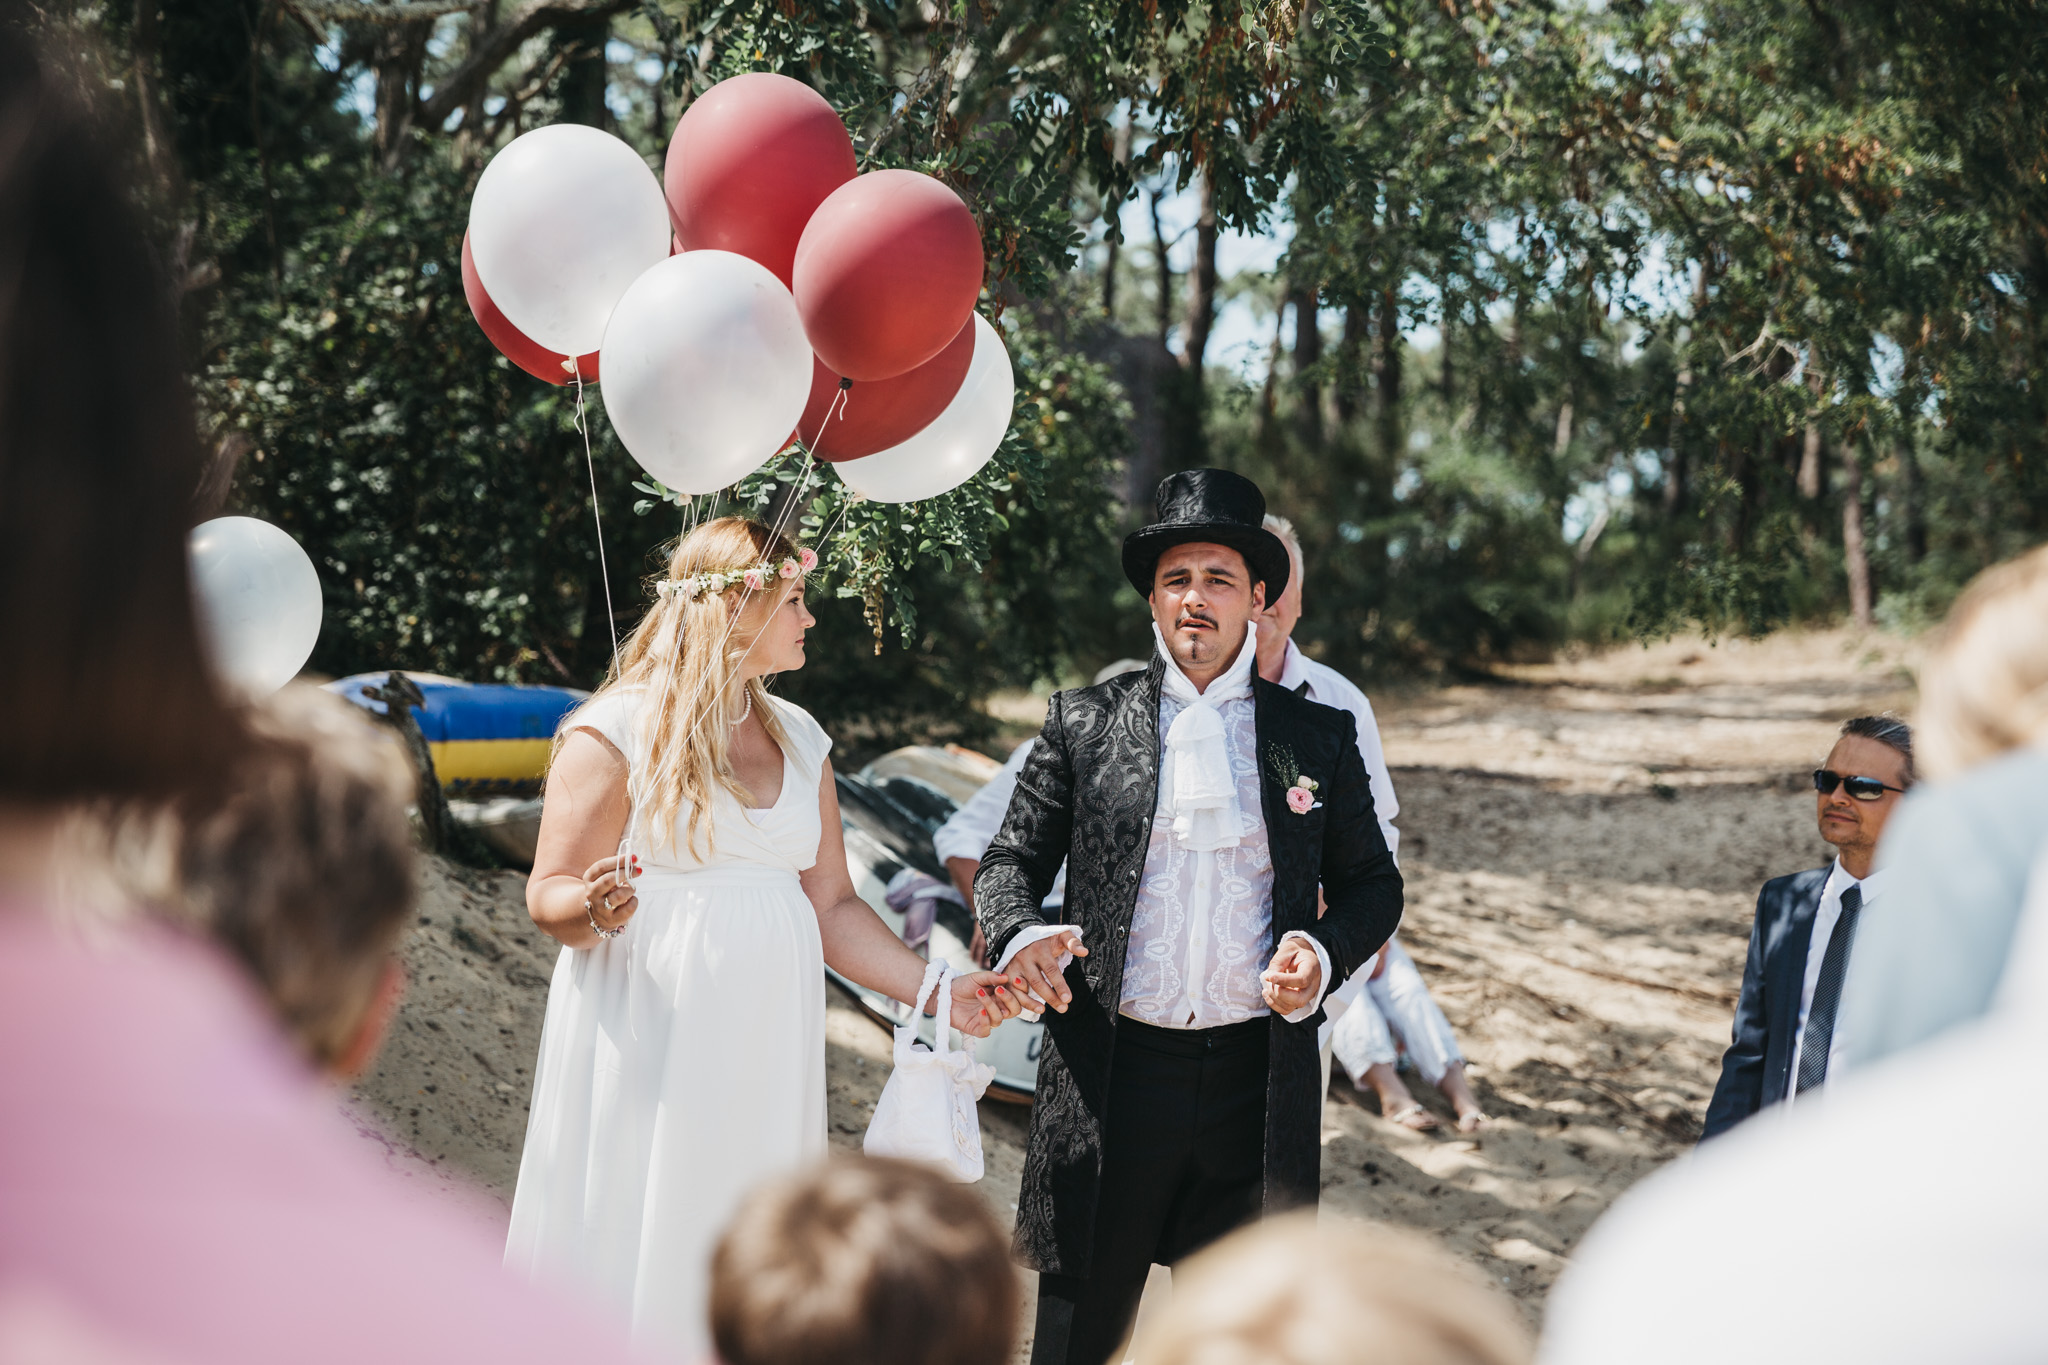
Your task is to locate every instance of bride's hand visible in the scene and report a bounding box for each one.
[581,852,642,937]
[947,969,1026,1038]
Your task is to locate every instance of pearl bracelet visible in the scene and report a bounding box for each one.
[584,898,624,941]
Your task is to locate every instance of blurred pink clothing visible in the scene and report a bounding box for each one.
[0,908,642,1365]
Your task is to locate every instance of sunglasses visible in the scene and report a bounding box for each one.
[1812,768,1907,802]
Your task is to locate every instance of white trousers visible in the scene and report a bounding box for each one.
[1328,938,1465,1086]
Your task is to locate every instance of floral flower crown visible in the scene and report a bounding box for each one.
[654,546,818,602]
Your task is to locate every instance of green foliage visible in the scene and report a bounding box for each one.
[1220,0,2047,675]
[49,0,2048,723]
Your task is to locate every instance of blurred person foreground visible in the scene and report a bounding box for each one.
[1143,1213,1529,1365]
[710,1156,1018,1365]
[137,684,419,1075]
[1841,542,2048,1068]
[0,27,632,1364]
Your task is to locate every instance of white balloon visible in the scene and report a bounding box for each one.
[189,516,323,696]
[833,313,1014,503]
[600,251,813,494]
[469,125,670,357]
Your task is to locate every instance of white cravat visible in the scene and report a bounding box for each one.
[1152,620,1259,851]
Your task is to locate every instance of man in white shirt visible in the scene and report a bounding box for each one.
[1253,515,1487,1133]
[976,469,1402,1365]
[1700,715,1914,1139]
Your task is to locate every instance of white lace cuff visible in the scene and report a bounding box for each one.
[1278,931,1334,1025]
[993,923,1083,1022]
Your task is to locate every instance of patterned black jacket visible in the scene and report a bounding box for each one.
[975,656,1403,1275]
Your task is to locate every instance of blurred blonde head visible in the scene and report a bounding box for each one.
[1144,1214,1530,1365]
[1915,543,2048,781]
[573,516,804,858]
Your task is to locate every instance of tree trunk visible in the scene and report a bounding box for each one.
[1148,187,1174,349]
[371,21,432,166]
[1373,282,1403,468]
[1180,169,1218,380]
[1255,304,1287,452]
[1292,283,1323,449]
[1841,440,1874,626]
[554,12,610,129]
[1895,435,1927,563]
[1797,365,1828,498]
[1336,304,1365,425]
[1102,117,1130,319]
[1798,422,1824,498]
[1664,338,1694,517]
[1102,223,1120,319]
[1437,289,1455,403]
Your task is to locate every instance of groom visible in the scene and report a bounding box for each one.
[977,469,1404,1365]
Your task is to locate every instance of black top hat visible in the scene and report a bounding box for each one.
[1121,469,1291,600]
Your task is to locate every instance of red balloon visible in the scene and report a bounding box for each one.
[792,170,984,383]
[460,233,598,385]
[664,73,856,288]
[792,317,976,462]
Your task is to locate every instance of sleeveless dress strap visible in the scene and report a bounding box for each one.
[560,688,642,762]
[768,696,833,784]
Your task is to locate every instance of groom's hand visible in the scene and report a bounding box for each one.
[1261,939,1322,1016]
[1006,931,1087,1014]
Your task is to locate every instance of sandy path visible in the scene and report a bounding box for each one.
[350,627,1910,1337]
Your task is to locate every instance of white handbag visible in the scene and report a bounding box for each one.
[863,960,996,1181]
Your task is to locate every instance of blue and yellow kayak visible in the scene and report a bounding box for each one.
[326,673,588,796]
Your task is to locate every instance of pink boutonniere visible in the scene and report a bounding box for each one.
[1285,775,1321,815]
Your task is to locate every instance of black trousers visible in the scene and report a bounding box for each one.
[1030,1016,1269,1365]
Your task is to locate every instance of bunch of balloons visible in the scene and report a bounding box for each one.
[463,75,1014,504]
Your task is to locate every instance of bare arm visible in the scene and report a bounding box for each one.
[527,727,641,950]
[802,763,1024,1037]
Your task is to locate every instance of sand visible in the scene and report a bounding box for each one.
[349,625,1913,1338]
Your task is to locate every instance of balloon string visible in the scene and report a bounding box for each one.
[573,369,622,682]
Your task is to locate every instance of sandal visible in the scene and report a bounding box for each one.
[1385,1103,1439,1132]
[1455,1111,1490,1134]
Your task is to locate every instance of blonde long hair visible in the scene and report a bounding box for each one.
[1916,542,2048,781]
[572,516,801,858]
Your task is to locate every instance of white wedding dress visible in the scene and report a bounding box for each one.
[505,687,832,1361]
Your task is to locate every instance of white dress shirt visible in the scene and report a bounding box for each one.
[932,738,1065,906]
[1273,640,1400,861]
[1786,858,1885,1102]
[1272,639,1401,1041]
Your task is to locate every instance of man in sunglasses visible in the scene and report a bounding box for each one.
[1701,715,1914,1139]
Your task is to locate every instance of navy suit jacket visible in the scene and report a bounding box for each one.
[1700,866,1831,1141]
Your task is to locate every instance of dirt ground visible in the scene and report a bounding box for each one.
[349,626,1917,1343]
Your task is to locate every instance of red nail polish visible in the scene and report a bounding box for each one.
[976,989,986,997]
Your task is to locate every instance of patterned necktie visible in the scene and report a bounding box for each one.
[1796,883,1863,1094]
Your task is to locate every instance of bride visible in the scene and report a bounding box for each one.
[505,516,1025,1357]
